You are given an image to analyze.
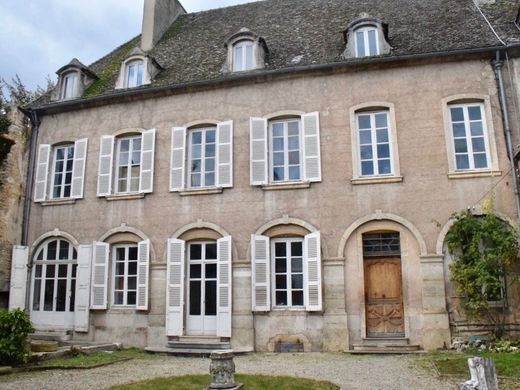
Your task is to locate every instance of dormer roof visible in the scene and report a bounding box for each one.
[56,58,98,80]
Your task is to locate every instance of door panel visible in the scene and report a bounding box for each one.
[364,258,404,337]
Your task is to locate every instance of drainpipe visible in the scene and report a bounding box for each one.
[19,108,40,310]
[492,51,520,224]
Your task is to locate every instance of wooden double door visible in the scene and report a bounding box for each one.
[364,257,405,338]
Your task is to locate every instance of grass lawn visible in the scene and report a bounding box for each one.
[110,374,339,390]
[32,348,153,369]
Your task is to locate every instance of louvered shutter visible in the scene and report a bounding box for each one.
[139,129,155,193]
[9,246,28,309]
[166,238,185,336]
[71,138,88,199]
[217,236,232,337]
[136,239,150,310]
[250,117,268,185]
[304,231,322,311]
[74,245,92,332]
[170,127,186,191]
[97,135,114,197]
[302,112,322,182]
[34,144,50,202]
[251,234,270,311]
[217,121,233,188]
[90,241,109,309]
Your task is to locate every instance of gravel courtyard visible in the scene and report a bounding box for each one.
[0,353,456,390]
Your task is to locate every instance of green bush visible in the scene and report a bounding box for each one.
[0,308,34,366]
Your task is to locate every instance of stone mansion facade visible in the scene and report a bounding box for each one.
[8,0,520,352]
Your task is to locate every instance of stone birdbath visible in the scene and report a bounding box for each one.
[207,350,243,389]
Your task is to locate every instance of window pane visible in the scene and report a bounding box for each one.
[191,174,201,187]
[375,113,387,128]
[275,259,287,273]
[116,247,126,260]
[59,241,69,260]
[378,159,392,174]
[115,276,124,289]
[190,264,201,278]
[289,166,300,180]
[56,280,67,311]
[470,121,483,136]
[206,130,216,143]
[273,152,284,165]
[191,159,201,173]
[69,279,76,312]
[114,292,124,305]
[58,264,68,277]
[454,139,468,153]
[32,279,41,311]
[127,65,135,86]
[292,291,304,306]
[291,242,302,256]
[44,280,54,311]
[128,247,138,260]
[377,144,390,159]
[205,144,215,158]
[189,280,201,315]
[128,277,137,290]
[190,244,202,260]
[273,167,284,181]
[368,29,377,55]
[47,240,57,260]
[127,292,136,305]
[450,107,464,122]
[275,242,286,257]
[245,44,254,70]
[132,151,141,165]
[474,153,488,169]
[472,137,486,153]
[234,46,243,71]
[205,280,217,315]
[288,151,300,165]
[192,131,202,144]
[359,130,371,144]
[116,262,125,276]
[358,115,371,129]
[46,264,55,278]
[291,258,303,273]
[287,121,299,136]
[361,161,374,176]
[206,243,217,259]
[276,291,287,306]
[272,123,283,137]
[376,129,388,143]
[276,275,287,289]
[456,155,470,170]
[192,145,201,159]
[468,106,482,120]
[35,264,42,278]
[452,123,466,138]
[206,263,217,279]
[273,138,284,151]
[288,136,299,150]
[292,274,303,289]
[136,63,143,86]
[360,145,373,160]
[205,158,215,172]
[356,31,365,57]
[205,173,215,186]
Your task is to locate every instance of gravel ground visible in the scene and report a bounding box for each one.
[0,353,456,390]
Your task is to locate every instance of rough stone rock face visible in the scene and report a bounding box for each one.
[0,107,28,307]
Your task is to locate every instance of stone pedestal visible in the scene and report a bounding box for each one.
[208,350,243,390]
[459,357,498,390]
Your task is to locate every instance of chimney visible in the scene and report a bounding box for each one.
[141,0,186,51]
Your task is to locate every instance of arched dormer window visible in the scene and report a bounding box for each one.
[343,17,391,59]
[53,58,98,101]
[223,28,268,73]
[115,48,162,90]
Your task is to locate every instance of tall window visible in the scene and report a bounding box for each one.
[233,40,254,72]
[60,73,78,99]
[51,144,74,199]
[126,60,144,88]
[112,244,138,306]
[188,127,216,188]
[272,238,304,307]
[356,111,393,176]
[32,239,77,313]
[270,118,302,182]
[188,242,218,317]
[449,103,489,171]
[115,135,141,193]
[355,26,379,57]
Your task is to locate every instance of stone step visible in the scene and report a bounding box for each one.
[168,341,231,350]
[177,336,228,344]
[30,330,72,342]
[351,343,422,354]
[361,337,410,345]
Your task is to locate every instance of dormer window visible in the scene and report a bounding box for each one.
[355,26,379,57]
[342,17,391,60]
[115,48,162,90]
[60,73,78,100]
[126,60,144,88]
[233,40,254,72]
[224,28,268,74]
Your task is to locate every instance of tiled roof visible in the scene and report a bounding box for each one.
[45,0,520,103]
[480,0,520,45]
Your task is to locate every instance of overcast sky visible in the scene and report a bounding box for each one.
[0,0,255,94]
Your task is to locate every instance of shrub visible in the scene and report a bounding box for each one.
[0,308,34,366]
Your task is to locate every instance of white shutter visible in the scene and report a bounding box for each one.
[90,241,109,310]
[251,234,270,311]
[304,231,322,311]
[71,138,88,199]
[34,144,50,202]
[302,112,322,182]
[166,238,185,336]
[96,135,114,197]
[74,245,92,332]
[9,246,28,309]
[217,121,233,188]
[250,117,268,185]
[170,127,186,191]
[139,129,155,193]
[137,239,150,310]
[217,236,232,337]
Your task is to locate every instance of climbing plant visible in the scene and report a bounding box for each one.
[445,209,519,338]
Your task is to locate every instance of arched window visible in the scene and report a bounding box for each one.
[354,26,379,57]
[32,239,77,314]
[233,40,255,72]
[125,60,144,88]
[60,72,78,99]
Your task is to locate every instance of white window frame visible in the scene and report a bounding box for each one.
[60,72,78,99]
[448,103,491,171]
[233,40,255,72]
[187,127,217,188]
[114,135,142,194]
[354,26,379,57]
[355,110,394,177]
[271,237,305,308]
[50,144,75,199]
[125,60,144,88]
[269,118,303,183]
[111,244,139,308]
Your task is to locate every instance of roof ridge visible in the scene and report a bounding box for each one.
[88,34,141,69]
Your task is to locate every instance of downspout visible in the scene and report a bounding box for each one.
[20,108,40,310]
[492,51,520,224]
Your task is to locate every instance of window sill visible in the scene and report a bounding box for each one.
[40,199,77,206]
[179,187,224,196]
[105,193,145,201]
[448,170,502,179]
[351,176,403,185]
[262,182,311,191]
